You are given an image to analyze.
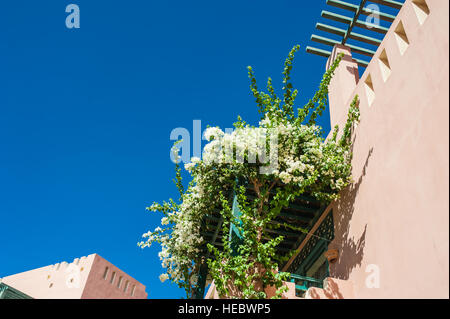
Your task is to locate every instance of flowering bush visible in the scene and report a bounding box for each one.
[139,46,360,298]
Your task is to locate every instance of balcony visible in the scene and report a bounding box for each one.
[290,274,324,298]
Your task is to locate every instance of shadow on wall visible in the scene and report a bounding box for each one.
[307,278,345,299]
[330,146,373,280]
[345,65,359,85]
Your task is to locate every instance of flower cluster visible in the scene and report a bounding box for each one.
[138,181,210,288]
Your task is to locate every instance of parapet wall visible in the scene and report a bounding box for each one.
[1,253,148,299]
[324,0,448,298]
[1,254,96,299]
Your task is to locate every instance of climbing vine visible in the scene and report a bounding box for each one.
[139,45,360,299]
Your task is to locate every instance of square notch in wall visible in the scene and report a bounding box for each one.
[394,21,410,55]
[378,49,391,82]
[412,0,430,25]
[364,74,375,107]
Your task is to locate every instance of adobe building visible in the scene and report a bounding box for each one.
[205,0,448,299]
[0,254,148,299]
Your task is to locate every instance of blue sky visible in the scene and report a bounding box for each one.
[0,0,349,298]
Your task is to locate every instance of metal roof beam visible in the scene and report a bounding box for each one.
[326,0,359,12]
[368,0,403,10]
[348,31,382,45]
[360,7,397,22]
[311,34,376,56]
[316,23,382,45]
[305,46,369,67]
[316,22,346,36]
[355,19,389,33]
[322,10,353,24]
[306,46,332,58]
[326,0,401,20]
[346,43,376,56]
[311,34,340,47]
[355,59,369,67]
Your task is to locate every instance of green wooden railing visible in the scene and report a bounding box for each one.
[290,274,324,298]
[0,283,33,299]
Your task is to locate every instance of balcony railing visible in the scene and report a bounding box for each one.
[290,274,324,298]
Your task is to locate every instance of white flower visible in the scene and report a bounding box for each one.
[161,217,169,225]
[204,127,224,141]
[279,171,292,184]
[336,178,344,189]
[159,273,169,283]
[171,146,181,163]
[259,114,271,127]
[146,203,159,211]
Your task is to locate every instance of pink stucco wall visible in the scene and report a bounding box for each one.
[207,0,448,299]
[1,254,96,299]
[306,278,355,299]
[294,0,448,299]
[1,253,148,299]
